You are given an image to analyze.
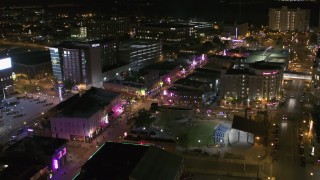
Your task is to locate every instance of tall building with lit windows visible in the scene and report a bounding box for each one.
[268,6,310,32]
[118,40,162,69]
[135,24,195,45]
[49,40,118,88]
[85,17,129,40]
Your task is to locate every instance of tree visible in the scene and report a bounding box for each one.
[212,36,225,50]
[309,32,318,45]
[63,79,75,90]
[245,36,258,45]
[133,109,156,128]
[177,131,190,152]
[275,36,283,48]
[200,41,214,53]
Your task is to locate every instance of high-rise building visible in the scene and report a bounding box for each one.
[118,40,162,70]
[85,17,129,40]
[269,6,310,32]
[49,40,118,88]
[135,24,195,45]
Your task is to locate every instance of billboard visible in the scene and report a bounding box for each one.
[0,57,12,70]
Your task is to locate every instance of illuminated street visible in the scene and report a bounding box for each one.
[271,79,319,180]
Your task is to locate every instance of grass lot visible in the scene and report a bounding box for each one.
[177,121,218,147]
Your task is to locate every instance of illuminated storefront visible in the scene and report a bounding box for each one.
[51,147,67,173]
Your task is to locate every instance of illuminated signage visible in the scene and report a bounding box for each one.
[0,58,12,70]
[163,90,167,96]
[53,159,59,170]
[263,71,278,75]
[57,147,67,159]
[92,44,100,47]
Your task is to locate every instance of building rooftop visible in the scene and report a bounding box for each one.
[140,23,192,29]
[194,68,221,76]
[168,86,204,94]
[52,39,115,49]
[75,142,183,180]
[174,78,204,88]
[0,153,47,180]
[225,68,250,75]
[119,40,160,50]
[249,61,282,70]
[6,136,67,156]
[53,87,120,118]
[0,48,50,65]
[143,61,179,71]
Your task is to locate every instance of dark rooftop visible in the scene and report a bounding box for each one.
[53,87,120,118]
[144,61,179,71]
[0,153,47,180]
[53,39,115,49]
[232,115,267,137]
[140,23,192,29]
[194,68,221,75]
[168,86,204,94]
[0,47,50,66]
[6,136,68,156]
[130,145,182,180]
[174,78,204,88]
[208,55,246,61]
[249,61,282,70]
[75,142,183,180]
[225,68,250,75]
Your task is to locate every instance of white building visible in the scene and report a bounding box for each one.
[220,62,283,102]
[50,87,121,142]
[269,6,310,32]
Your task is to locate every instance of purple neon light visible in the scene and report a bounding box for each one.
[53,159,58,170]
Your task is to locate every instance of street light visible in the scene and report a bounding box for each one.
[257,155,261,180]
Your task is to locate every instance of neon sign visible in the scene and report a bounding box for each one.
[263,71,278,75]
[57,147,67,159]
[53,159,59,169]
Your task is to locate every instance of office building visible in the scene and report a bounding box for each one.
[49,40,117,88]
[269,6,310,32]
[135,24,195,45]
[85,17,129,40]
[118,40,162,69]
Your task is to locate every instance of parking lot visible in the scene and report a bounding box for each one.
[0,93,59,144]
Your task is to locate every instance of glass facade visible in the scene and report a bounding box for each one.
[49,48,63,82]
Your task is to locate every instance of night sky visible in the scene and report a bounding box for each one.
[2,0,320,26]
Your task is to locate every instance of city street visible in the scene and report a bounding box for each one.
[272,79,318,180]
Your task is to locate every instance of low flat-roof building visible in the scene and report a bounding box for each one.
[74,142,184,180]
[162,86,204,107]
[50,87,121,142]
[2,136,68,178]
